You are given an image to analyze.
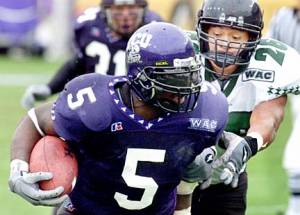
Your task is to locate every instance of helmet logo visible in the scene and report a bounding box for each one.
[127,44,141,63]
[129,32,153,48]
[127,32,153,63]
[219,13,244,26]
[127,33,152,63]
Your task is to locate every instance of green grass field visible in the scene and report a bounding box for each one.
[0,56,292,215]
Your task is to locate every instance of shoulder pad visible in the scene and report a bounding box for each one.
[75,7,101,28]
[63,74,113,131]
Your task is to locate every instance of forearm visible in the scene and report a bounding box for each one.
[217,96,287,188]
[11,103,56,162]
[247,95,287,150]
[11,116,42,162]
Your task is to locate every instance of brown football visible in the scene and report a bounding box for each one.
[29,136,78,195]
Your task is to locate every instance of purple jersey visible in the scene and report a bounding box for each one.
[74,7,162,76]
[52,73,228,215]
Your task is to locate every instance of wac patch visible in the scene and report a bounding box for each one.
[242,69,275,82]
[188,118,218,132]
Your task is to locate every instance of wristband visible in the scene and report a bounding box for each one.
[247,132,264,150]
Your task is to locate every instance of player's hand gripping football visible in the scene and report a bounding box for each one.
[8,159,67,206]
[182,146,217,189]
[21,84,51,109]
[213,131,259,188]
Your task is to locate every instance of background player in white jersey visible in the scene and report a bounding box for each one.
[21,0,162,109]
[268,2,300,214]
[178,0,300,214]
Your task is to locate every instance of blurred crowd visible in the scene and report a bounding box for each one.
[0,0,74,60]
[0,0,196,61]
[0,0,296,61]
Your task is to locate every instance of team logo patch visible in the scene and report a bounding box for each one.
[205,154,214,164]
[111,122,124,132]
[127,44,141,63]
[242,69,275,82]
[188,118,218,132]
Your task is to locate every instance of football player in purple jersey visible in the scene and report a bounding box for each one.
[21,0,162,109]
[9,22,228,215]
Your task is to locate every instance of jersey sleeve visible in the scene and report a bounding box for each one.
[52,73,112,142]
[256,40,300,100]
[73,7,101,58]
[52,95,89,143]
[246,38,300,104]
[52,81,91,142]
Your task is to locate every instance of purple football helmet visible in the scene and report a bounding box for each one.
[126,22,202,113]
[197,0,263,77]
[101,0,148,37]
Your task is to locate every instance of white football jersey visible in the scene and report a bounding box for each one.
[186,31,300,184]
[202,38,300,135]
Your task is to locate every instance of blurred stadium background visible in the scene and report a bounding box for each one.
[0,0,296,214]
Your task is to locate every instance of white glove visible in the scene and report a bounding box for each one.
[8,159,67,206]
[182,146,217,189]
[21,84,51,109]
[213,131,259,188]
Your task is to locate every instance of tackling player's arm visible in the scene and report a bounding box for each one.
[216,95,287,187]
[247,95,287,150]
[9,103,66,206]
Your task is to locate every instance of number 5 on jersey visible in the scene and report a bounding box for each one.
[114,148,166,210]
[67,87,96,110]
